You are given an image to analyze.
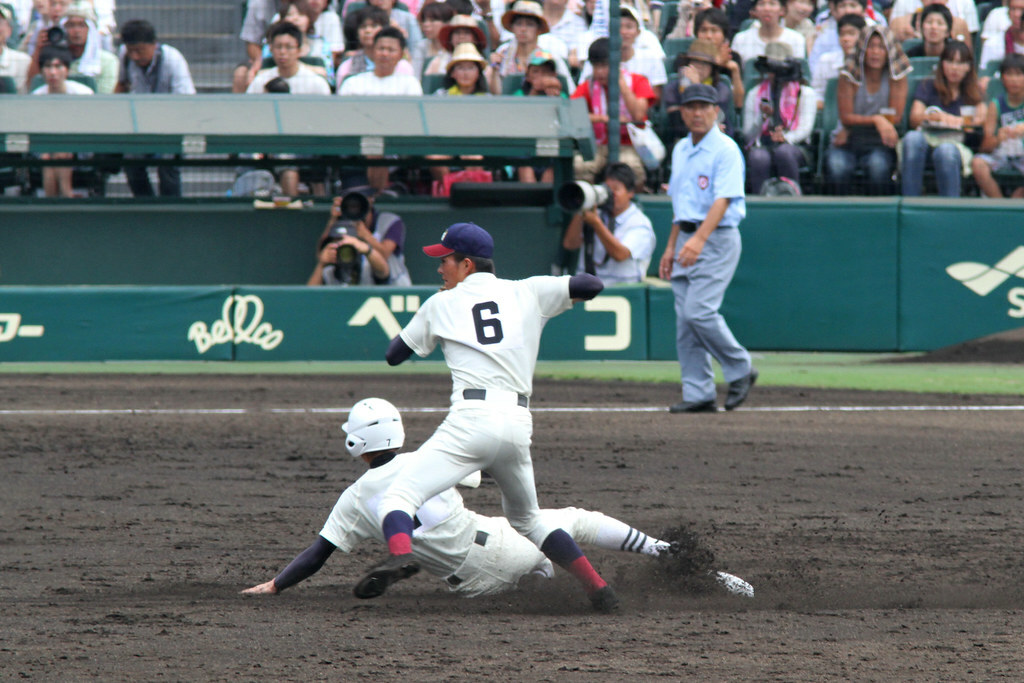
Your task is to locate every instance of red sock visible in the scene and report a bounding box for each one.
[568,556,607,594]
[387,533,412,556]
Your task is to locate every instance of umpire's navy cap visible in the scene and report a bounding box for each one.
[679,84,719,105]
[423,222,494,259]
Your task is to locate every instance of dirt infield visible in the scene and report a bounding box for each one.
[2,374,1023,681]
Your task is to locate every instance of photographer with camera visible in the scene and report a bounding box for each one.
[24,2,117,94]
[560,163,655,285]
[19,0,68,56]
[741,41,817,194]
[307,190,412,286]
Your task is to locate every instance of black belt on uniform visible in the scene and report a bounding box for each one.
[462,388,528,408]
[445,531,489,587]
[679,221,735,234]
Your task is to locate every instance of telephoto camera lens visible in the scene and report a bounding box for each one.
[336,243,357,265]
[556,181,611,212]
[340,191,370,220]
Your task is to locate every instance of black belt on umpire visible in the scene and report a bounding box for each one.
[445,530,489,586]
[462,388,528,409]
[678,221,735,233]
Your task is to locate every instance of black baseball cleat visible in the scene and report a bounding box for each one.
[353,553,420,599]
[724,368,758,411]
[669,399,717,414]
[589,585,620,613]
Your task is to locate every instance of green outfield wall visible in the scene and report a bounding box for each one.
[2,198,1023,357]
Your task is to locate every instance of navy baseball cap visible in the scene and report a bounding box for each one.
[423,222,494,259]
[679,84,719,105]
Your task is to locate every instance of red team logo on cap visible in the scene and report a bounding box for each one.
[698,175,709,190]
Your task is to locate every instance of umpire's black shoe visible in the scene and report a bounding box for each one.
[724,368,759,411]
[669,399,717,414]
[589,585,620,613]
[353,553,420,599]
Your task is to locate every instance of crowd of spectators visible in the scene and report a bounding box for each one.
[2,0,1023,200]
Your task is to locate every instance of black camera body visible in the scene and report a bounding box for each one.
[323,219,361,285]
[46,26,68,48]
[752,56,804,85]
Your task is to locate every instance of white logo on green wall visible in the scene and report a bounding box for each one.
[347,295,421,338]
[188,295,284,353]
[947,246,1024,319]
[0,313,44,343]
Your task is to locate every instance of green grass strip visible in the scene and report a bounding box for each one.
[1,353,1022,395]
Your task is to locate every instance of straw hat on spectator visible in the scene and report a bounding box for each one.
[682,39,718,66]
[446,43,487,75]
[763,41,794,62]
[439,15,488,52]
[501,0,549,34]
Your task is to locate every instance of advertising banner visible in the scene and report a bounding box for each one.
[899,202,1024,350]
[220,286,648,361]
[0,287,232,361]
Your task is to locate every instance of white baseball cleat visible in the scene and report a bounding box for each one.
[714,571,754,598]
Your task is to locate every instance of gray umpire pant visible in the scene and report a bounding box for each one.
[670,227,752,403]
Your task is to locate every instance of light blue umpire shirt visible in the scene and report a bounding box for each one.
[666,124,745,278]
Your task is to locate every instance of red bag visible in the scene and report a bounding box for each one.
[431,169,493,197]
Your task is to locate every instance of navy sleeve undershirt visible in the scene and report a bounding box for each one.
[273,535,338,592]
[385,335,414,366]
[569,273,604,301]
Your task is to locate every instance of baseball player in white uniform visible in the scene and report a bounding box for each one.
[357,221,629,612]
[241,398,755,599]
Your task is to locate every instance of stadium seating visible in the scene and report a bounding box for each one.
[663,37,694,61]
[422,73,446,94]
[908,56,938,77]
[501,74,525,95]
[657,1,680,40]
[816,76,839,181]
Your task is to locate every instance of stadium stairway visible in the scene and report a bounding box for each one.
[114,0,245,93]
[103,1,247,197]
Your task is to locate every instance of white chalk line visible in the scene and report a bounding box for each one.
[2,405,1024,416]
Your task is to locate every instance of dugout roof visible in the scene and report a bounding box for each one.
[0,95,595,161]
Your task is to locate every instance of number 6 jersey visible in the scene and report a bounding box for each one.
[399,273,573,398]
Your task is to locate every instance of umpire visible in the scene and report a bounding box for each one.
[659,84,757,413]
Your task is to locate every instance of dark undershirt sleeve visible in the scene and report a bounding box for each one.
[569,273,604,301]
[273,535,337,592]
[385,335,414,366]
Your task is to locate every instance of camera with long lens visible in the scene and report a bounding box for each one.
[338,190,370,221]
[556,181,611,213]
[46,26,67,48]
[752,55,803,85]
[323,219,361,285]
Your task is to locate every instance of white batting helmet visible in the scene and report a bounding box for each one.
[342,398,405,458]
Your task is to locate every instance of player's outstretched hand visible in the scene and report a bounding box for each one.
[241,580,278,595]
